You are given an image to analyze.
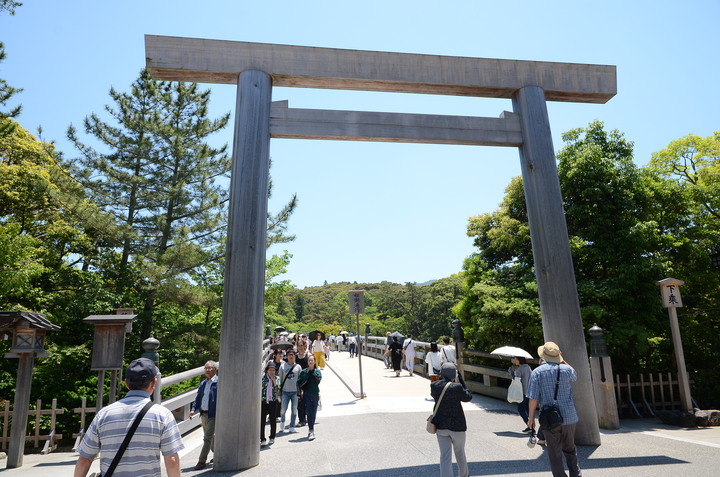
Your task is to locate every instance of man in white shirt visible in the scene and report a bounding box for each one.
[440,336,457,365]
[279,350,301,433]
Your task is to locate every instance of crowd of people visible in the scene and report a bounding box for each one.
[72,332,580,477]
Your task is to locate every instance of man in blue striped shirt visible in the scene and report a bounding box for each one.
[526,342,582,477]
[74,358,184,477]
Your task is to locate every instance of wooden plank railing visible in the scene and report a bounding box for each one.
[0,399,63,452]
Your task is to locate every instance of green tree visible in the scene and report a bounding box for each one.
[67,70,231,337]
[0,2,23,136]
[648,132,720,406]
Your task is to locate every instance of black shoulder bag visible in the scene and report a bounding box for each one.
[538,365,564,431]
[101,400,155,477]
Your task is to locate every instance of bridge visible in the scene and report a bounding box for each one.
[2,349,719,476]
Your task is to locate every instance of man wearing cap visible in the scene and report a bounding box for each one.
[189,360,218,470]
[526,342,582,477]
[74,358,184,477]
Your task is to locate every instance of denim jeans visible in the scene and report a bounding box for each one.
[280,391,298,428]
[303,393,319,431]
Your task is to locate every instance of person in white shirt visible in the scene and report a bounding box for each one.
[403,335,416,376]
[425,342,442,382]
[440,336,457,365]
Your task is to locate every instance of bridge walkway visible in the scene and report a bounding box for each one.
[2,350,719,476]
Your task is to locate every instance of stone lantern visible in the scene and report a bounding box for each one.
[0,310,60,469]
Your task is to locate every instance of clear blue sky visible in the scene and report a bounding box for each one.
[3,1,719,288]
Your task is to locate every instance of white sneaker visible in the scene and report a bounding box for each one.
[289,427,299,433]
[308,432,316,440]
[260,439,267,446]
[279,422,285,432]
[268,438,274,445]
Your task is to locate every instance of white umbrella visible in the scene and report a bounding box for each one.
[490,346,533,360]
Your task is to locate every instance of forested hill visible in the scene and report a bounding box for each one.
[271,276,465,343]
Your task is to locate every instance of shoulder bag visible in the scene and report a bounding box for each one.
[426,382,452,434]
[538,365,564,430]
[90,400,154,477]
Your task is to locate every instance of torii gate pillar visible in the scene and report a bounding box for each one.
[214,70,271,470]
[513,86,600,445]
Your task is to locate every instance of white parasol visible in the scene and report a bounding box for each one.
[490,346,534,360]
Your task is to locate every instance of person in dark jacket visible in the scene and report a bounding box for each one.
[430,363,472,477]
[189,360,218,470]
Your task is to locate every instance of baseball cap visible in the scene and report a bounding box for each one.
[125,358,159,384]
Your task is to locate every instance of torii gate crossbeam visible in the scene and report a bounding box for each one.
[145,35,615,471]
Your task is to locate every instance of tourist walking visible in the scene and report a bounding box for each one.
[440,336,457,365]
[508,356,533,432]
[312,335,326,369]
[74,358,184,477]
[189,360,218,470]
[527,342,582,477]
[297,354,322,441]
[348,333,357,357]
[279,349,302,434]
[430,363,472,477]
[425,342,442,382]
[261,361,280,446]
[389,336,404,377]
[403,334,416,376]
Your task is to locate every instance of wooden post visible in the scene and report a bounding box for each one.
[214,69,271,472]
[6,353,34,468]
[96,370,105,411]
[512,85,601,446]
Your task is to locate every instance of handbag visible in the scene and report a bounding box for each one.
[426,382,452,434]
[506,376,523,403]
[97,399,154,477]
[538,366,564,430]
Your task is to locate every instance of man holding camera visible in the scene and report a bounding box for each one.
[526,342,582,477]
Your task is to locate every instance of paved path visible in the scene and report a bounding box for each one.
[2,350,719,476]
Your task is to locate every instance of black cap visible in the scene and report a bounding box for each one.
[125,358,159,384]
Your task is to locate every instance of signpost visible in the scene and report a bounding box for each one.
[656,278,692,412]
[348,291,366,398]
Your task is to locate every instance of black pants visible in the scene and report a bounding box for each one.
[298,391,307,423]
[261,400,278,440]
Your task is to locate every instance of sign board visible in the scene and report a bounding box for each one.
[348,290,365,315]
[657,278,684,308]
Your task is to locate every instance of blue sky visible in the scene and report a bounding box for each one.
[3,1,719,288]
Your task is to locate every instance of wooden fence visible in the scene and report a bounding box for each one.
[615,372,696,417]
[0,399,63,453]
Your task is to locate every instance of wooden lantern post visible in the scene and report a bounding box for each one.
[0,311,60,469]
[83,309,137,409]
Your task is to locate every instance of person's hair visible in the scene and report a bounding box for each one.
[431,342,438,352]
[307,354,316,368]
[393,336,398,343]
[127,378,155,391]
[205,360,218,371]
[442,336,450,344]
[516,357,527,364]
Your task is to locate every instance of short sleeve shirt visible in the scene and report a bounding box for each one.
[526,363,579,425]
[77,391,184,477]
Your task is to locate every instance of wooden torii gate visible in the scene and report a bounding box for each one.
[146,35,616,471]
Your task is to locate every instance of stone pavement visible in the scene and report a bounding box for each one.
[2,349,719,476]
